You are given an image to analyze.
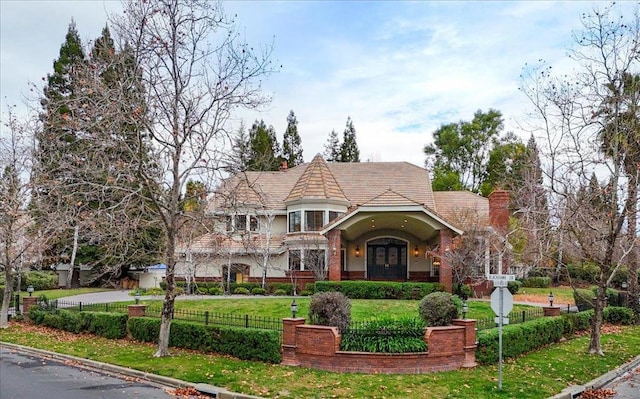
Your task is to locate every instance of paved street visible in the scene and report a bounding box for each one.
[603,364,640,399]
[0,347,173,399]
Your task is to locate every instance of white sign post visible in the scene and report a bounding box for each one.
[488,274,515,390]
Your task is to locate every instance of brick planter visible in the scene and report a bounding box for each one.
[543,306,561,317]
[22,296,38,318]
[281,318,477,374]
[128,304,147,318]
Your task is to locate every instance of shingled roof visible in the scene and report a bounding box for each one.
[285,154,348,203]
[211,156,486,216]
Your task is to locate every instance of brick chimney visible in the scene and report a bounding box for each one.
[279,160,288,171]
[488,190,510,234]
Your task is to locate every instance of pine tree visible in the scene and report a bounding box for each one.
[229,121,250,172]
[339,116,360,162]
[282,110,304,167]
[323,129,340,162]
[247,119,282,171]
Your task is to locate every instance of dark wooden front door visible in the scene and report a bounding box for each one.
[367,238,407,280]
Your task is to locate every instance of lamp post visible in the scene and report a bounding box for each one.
[27,285,34,297]
[134,289,141,305]
[290,299,298,318]
[548,291,554,307]
[462,300,468,319]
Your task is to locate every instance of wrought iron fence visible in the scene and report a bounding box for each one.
[44,299,283,334]
[475,307,545,331]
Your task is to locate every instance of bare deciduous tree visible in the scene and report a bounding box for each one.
[520,2,640,355]
[109,0,275,357]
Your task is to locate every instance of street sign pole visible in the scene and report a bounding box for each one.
[498,287,503,390]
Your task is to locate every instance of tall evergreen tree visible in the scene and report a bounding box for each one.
[339,116,360,162]
[228,121,250,172]
[247,119,282,171]
[323,129,340,162]
[31,23,163,285]
[281,110,304,167]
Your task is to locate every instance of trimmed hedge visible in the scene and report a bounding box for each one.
[128,318,281,363]
[314,281,445,299]
[476,316,566,365]
[521,277,551,288]
[476,308,630,365]
[28,308,128,339]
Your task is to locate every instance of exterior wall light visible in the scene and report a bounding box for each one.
[414,245,419,257]
[355,245,360,257]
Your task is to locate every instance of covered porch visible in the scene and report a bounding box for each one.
[322,206,461,292]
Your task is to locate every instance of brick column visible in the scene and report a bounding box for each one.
[23,296,38,318]
[128,304,147,318]
[327,229,342,281]
[543,306,561,317]
[281,318,305,366]
[453,319,477,368]
[439,229,453,293]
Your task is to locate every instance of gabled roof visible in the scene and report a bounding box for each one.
[285,154,348,203]
[360,188,424,207]
[432,191,489,226]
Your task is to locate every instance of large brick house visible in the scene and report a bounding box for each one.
[176,154,509,292]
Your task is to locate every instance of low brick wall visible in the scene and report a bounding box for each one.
[282,318,477,374]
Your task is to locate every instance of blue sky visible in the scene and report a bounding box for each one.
[0,1,614,166]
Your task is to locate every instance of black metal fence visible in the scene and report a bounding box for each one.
[475,307,545,331]
[44,299,283,334]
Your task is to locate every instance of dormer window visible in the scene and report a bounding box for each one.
[249,215,259,232]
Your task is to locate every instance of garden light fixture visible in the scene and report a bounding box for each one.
[291,299,298,318]
[462,300,468,319]
[27,285,34,297]
[548,291,554,307]
[134,290,141,304]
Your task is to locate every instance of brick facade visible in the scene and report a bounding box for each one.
[282,318,477,374]
[327,229,342,281]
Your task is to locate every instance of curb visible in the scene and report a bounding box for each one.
[547,354,640,399]
[0,342,264,399]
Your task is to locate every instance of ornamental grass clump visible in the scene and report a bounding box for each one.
[418,291,459,327]
[308,291,351,333]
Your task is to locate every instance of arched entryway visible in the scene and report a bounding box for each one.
[366,238,407,280]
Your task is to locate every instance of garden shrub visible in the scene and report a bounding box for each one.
[127,318,281,363]
[142,287,164,296]
[159,281,167,290]
[266,283,294,295]
[507,280,522,294]
[27,307,128,339]
[340,318,426,353]
[273,289,287,296]
[208,287,223,295]
[299,290,313,296]
[233,287,250,295]
[418,292,458,327]
[308,291,351,333]
[453,283,473,299]
[314,280,444,299]
[521,277,551,288]
[603,306,634,325]
[230,283,261,293]
[84,312,128,339]
[197,287,208,295]
[251,287,266,295]
[562,310,593,336]
[21,271,58,291]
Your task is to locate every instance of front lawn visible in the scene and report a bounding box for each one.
[2,322,639,399]
[27,287,112,301]
[138,297,533,321]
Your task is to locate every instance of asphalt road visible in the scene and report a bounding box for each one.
[0,347,174,399]
[602,364,640,399]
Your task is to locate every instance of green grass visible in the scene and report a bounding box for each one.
[138,297,533,321]
[2,322,639,398]
[30,287,112,300]
[515,286,576,305]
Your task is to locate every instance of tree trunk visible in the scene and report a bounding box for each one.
[155,223,177,357]
[626,175,639,314]
[0,281,13,328]
[66,224,79,289]
[588,283,606,355]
